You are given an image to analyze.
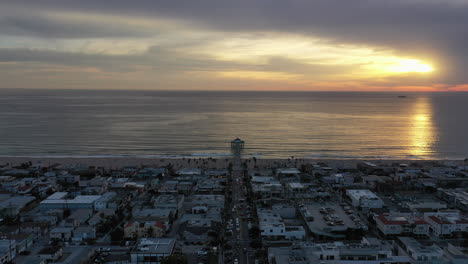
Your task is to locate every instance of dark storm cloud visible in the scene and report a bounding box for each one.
[0,11,157,38]
[5,1,468,45]
[0,47,352,76]
[0,47,214,72]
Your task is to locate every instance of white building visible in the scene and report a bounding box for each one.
[396,237,443,262]
[404,200,447,211]
[251,176,276,184]
[0,239,16,264]
[437,188,468,211]
[268,237,411,264]
[284,226,306,240]
[40,192,102,210]
[286,182,307,197]
[276,168,301,182]
[375,213,429,237]
[272,204,296,219]
[130,238,175,264]
[176,168,201,177]
[258,210,285,239]
[424,210,468,237]
[252,180,283,199]
[331,173,354,185]
[94,192,117,210]
[50,227,73,241]
[72,226,96,242]
[346,189,384,208]
[0,196,35,216]
[258,209,305,240]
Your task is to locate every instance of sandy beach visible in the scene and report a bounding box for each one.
[0,156,464,170]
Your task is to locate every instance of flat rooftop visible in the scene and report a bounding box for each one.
[41,195,101,204]
[347,189,379,199]
[300,202,364,237]
[177,168,201,175]
[47,192,68,200]
[134,238,175,254]
[192,194,225,202]
[154,194,181,204]
[397,237,443,255]
[277,168,301,174]
[0,196,35,207]
[251,176,275,183]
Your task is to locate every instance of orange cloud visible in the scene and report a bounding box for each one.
[447,84,468,91]
[390,85,443,92]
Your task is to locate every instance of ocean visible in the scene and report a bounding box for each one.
[0,89,467,159]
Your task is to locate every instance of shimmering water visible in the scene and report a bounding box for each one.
[0,89,467,159]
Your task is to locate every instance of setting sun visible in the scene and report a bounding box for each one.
[386,59,434,73]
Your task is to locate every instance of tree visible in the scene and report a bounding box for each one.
[165,163,176,176]
[300,175,311,183]
[63,208,71,218]
[110,227,124,242]
[250,239,262,249]
[161,254,187,264]
[2,215,18,226]
[147,226,154,237]
[46,188,55,196]
[249,226,261,238]
[208,231,218,238]
[157,174,163,181]
[300,164,307,173]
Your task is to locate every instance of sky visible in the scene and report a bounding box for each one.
[1,0,468,91]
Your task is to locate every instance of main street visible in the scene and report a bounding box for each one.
[230,157,252,264]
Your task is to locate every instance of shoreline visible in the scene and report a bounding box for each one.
[0,156,465,170]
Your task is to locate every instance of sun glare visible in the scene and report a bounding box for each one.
[385,59,434,73]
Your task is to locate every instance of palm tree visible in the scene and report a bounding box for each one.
[161,254,187,264]
[147,226,154,237]
[228,162,233,176]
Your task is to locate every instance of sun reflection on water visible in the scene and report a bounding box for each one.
[410,97,435,157]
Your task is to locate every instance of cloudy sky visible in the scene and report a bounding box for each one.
[1,0,468,91]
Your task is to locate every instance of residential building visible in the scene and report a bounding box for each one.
[38,246,63,262]
[0,239,16,264]
[124,221,166,239]
[40,192,102,210]
[130,238,175,264]
[346,189,384,208]
[375,213,429,237]
[0,195,35,216]
[72,226,96,242]
[395,237,443,262]
[424,210,468,237]
[437,188,468,211]
[258,209,305,240]
[50,227,73,241]
[268,237,411,264]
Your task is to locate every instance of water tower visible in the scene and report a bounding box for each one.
[230,138,245,156]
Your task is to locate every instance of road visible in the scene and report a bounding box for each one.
[13,234,49,264]
[230,157,252,264]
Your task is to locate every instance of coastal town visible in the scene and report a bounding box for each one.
[0,141,467,264]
